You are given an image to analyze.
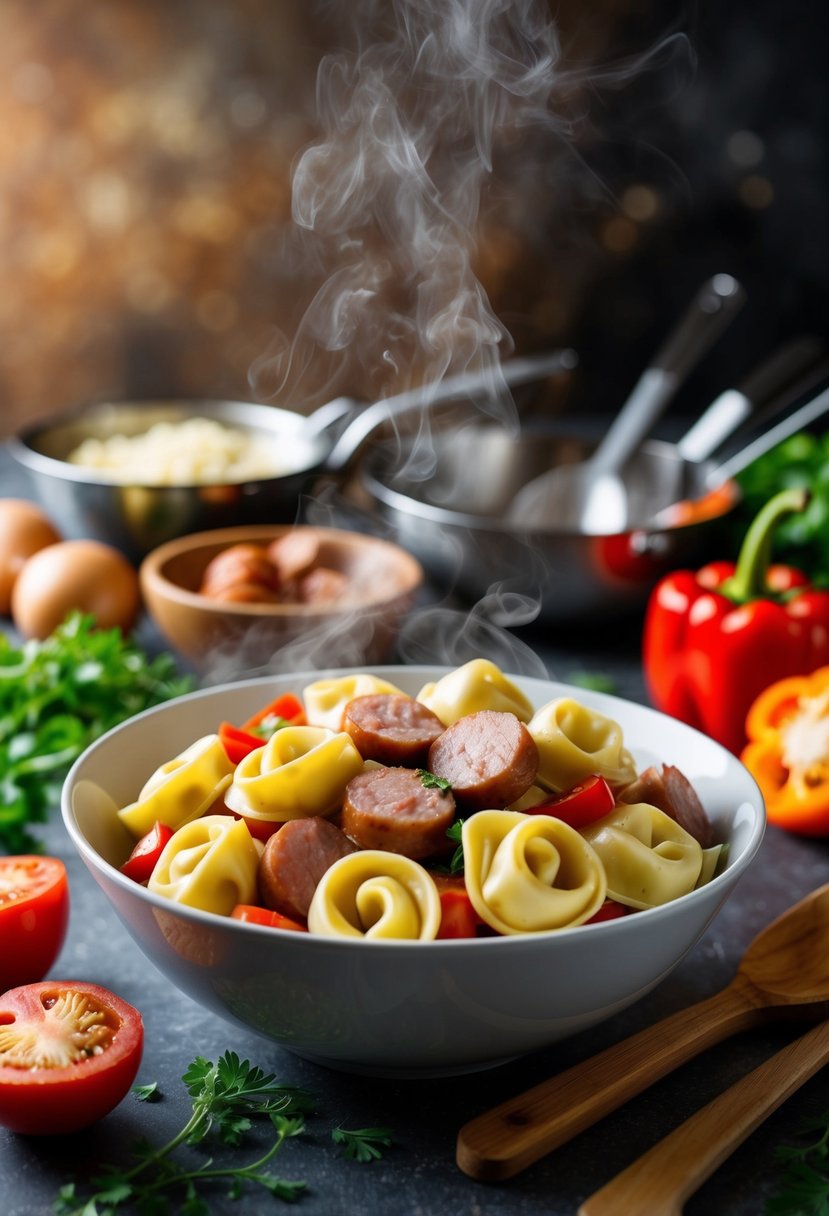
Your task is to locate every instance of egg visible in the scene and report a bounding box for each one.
[11,539,141,639]
[0,499,62,615]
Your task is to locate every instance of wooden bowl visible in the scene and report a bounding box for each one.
[139,525,423,674]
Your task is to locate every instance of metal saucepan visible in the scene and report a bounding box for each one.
[7,350,574,561]
[358,375,829,623]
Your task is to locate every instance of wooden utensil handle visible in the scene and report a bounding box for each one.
[456,976,763,1183]
[578,1018,829,1216]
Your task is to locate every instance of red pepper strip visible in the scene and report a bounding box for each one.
[525,775,615,829]
[218,722,265,765]
[230,904,308,932]
[120,822,174,884]
[585,899,628,924]
[241,693,306,737]
[643,488,829,755]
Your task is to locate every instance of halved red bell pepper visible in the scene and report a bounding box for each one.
[643,488,829,755]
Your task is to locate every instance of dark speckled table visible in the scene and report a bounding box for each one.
[2,445,829,1216]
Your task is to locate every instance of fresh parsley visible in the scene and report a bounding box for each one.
[566,671,617,694]
[332,1126,395,1163]
[0,612,192,852]
[417,769,452,792]
[445,818,465,874]
[53,1051,314,1215]
[766,1107,829,1214]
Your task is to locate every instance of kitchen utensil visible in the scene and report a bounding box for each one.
[508,275,746,532]
[578,1016,829,1216]
[455,883,829,1182]
[8,349,574,561]
[62,667,763,1076]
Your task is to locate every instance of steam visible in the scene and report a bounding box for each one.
[250,0,567,426]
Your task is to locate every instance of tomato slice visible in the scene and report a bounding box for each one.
[0,857,69,991]
[231,904,308,932]
[527,775,615,829]
[241,693,306,737]
[585,899,628,924]
[432,875,482,939]
[0,981,143,1135]
[120,821,175,884]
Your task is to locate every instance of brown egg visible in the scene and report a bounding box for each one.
[11,539,141,639]
[0,499,62,615]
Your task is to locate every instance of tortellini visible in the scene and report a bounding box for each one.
[528,698,637,792]
[416,658,534,726]
[308,850,441,941]
[148,814,261,915]
[225,726,364,823]
[462,810,606,934]
[118,734,235,838]
[302,674,404,731]
[581,803,703,910]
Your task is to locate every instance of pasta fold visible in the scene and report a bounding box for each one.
[416,658,534,726]
[225,726,364,822]
[307,850,441,940]
[118,734,234,837]
[528,698,637,792]
[148,814,260,915]
[581,802,704,909]
[302,674,404,731]
[462,810,606,934]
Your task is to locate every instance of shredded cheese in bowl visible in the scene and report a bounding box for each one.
[67,418,286,485]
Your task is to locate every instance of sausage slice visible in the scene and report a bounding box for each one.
[258,816,359,921]
[343,694,445,766]
[427,710,539,811]
[619,764,714,848]
[342,767,456,859]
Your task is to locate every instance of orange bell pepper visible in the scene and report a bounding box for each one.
[741,666,829,836]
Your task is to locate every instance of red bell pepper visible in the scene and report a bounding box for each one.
[241,693,306,737]
[525,775,615,829]
[218,722,266,765]
[643,488,829,755]
[120,821,174,884]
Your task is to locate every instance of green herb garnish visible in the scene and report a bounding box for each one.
[331,1125,395,1163]
[54,1051,314,1215]
[0,612,192,853]
[416,769,452,792]
[766,1106,829,1213]
[566,671,617,694]
[445,818,465,874]
[249,714,294,741]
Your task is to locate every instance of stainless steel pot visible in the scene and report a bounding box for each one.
[359,381,829,622]
[7,351,571,561]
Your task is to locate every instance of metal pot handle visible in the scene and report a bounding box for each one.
[319,348,578,472]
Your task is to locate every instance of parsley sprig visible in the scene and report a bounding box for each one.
[766,1108,829,1214]
[331,1126,395,1162]
[54,1051,314,1215]
[0,612,192,853]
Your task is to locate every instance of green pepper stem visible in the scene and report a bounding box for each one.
[719,487,810,602]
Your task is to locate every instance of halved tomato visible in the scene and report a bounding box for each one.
[0,856,70,991]
[0,981,143,1135]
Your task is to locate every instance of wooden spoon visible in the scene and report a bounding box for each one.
[578,1017,829,1215]
[456,884,829,1183]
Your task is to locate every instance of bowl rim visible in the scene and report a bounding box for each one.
[61,665,766,950]
[139,524,425,618]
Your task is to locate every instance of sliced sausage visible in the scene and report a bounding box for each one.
[618,764,714,848]
[267,531,321,582]
[341,766,456,859]
[200,543,279,596]
[427,710,538,812]
[298,566,349,605]
[343,694,445,766]
[258,816,359,921]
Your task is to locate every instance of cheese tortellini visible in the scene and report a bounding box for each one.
[302,674,404,731]
[308,850,441,940]
[462,810,606,934]
[225,726,364,823]
[581,803,703,910]
[416,658,534,726]
[118,734,235,838]
[529,698,637,792]
[148,814,261,915]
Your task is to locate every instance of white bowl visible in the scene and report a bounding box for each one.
[61,667,765,1077]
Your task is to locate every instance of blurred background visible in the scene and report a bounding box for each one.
[0,0,826,439]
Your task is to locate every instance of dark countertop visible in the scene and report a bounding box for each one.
[3,447,829,1216]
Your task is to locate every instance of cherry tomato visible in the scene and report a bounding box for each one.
[0,981,143,1134]
[120,822,175,884]
[231,904,308,932]
[0,856,69,991]
[527,775,615,830]
[432,875,482,939]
